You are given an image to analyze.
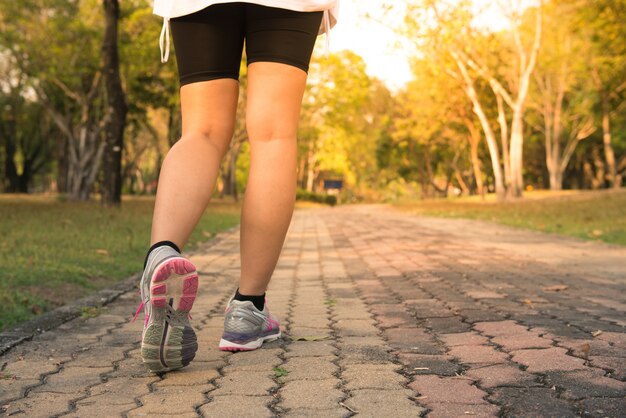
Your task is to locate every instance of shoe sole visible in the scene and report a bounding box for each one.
[141,257,199,373]
[218,331,282,352]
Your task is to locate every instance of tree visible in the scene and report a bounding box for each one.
[576,0,626,189]
[300,50,374,196]
[101,0,128,206]
[0,53,55,193]
[389,57,474,198]
[403,0,542,199]
[531,0,595,190]
[0,0,109,200]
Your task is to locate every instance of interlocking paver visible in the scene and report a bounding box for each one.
[2,204,625,416]
[510,347,587,373]
[447,344,509,365]
[129,384,212,416]
[281,356,338,381]
[342,363,405,390]
[2,391,77,417]
[489,387,578,417]
[342,389,426,417]
[464,364,539,388]
[279,379,343,410]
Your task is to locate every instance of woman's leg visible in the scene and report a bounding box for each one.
[150,79,239,249]
[238,62,309,296]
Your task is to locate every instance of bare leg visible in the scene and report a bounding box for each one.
[238,62,308,295]
[151,79,239,249]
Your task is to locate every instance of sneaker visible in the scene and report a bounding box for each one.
[218,297,281,351]
[135,246,199,372]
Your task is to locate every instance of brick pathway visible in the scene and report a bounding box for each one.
[1,204,625,417]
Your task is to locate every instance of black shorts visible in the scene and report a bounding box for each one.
[170,3,323,86]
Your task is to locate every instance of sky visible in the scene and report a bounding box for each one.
[328,0,412,91]
[327,0,527,91]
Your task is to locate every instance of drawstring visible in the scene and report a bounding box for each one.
[324,9,331,57]
[159,17,170,63]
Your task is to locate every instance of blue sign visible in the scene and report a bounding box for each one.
[323,179,343,190]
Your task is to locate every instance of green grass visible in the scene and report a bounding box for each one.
[393,189,626,246]
[0,194,241,331]
[273,367,289,378]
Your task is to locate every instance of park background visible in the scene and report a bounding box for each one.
[0,0,624,330]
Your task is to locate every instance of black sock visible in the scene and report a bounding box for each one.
[143,240,181,269]
[234,288,265,311]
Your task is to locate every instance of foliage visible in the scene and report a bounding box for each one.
[296,188,337,206]
[301,50,393,198]
[1,1,625,199]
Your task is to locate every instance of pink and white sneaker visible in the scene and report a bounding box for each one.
[135,246,198,373]
[218,297,281,351]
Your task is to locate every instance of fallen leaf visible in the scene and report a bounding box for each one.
[523,299,534,307]
[580,343,590,359]
[95,249,108,256]
[339,401,357,413]
[542,285,569,292]
[591,330,603,337]
[590,229,603,237]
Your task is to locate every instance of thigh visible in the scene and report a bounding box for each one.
[246,62,308,142]
[179,80,239,150]
[244,5,322,140]
[170,4,245,148]
[170,3,246,85]
[244,5,323,74]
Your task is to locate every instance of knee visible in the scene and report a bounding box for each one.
[246,117,297,144]
[177,129,233,158]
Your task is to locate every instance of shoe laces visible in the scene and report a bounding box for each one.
[132,301,145,323]
[132,300,192,323]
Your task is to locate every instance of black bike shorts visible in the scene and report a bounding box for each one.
[170,3,323,86]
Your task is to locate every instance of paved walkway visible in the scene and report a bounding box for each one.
[1,204,625,417]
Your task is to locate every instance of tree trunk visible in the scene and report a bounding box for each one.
[508,111,525,197]
[507,5,542,198]
[306,149,316,192]
[451,51,505,200]
[56,135,69,193]
[229,150,238,201]
[601,95,619,189]
[101,0,128,206]
[452,148,470,195]
[495,91,511,186]
[168,104,182,147]
[548,170,562,191]
[2,111,21,192]
[464,118,485,198]
[297,153,306,189]
[591,147,605,189]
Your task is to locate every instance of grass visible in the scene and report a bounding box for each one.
[273,367,289,378]
[0,194,241,331]
[393,189,626,246]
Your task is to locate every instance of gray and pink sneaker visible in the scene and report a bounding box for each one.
[218,297,281,351]
[135,246,198,373]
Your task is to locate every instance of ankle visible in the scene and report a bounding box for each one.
[234,288,265,311]
[144,240,181,269]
